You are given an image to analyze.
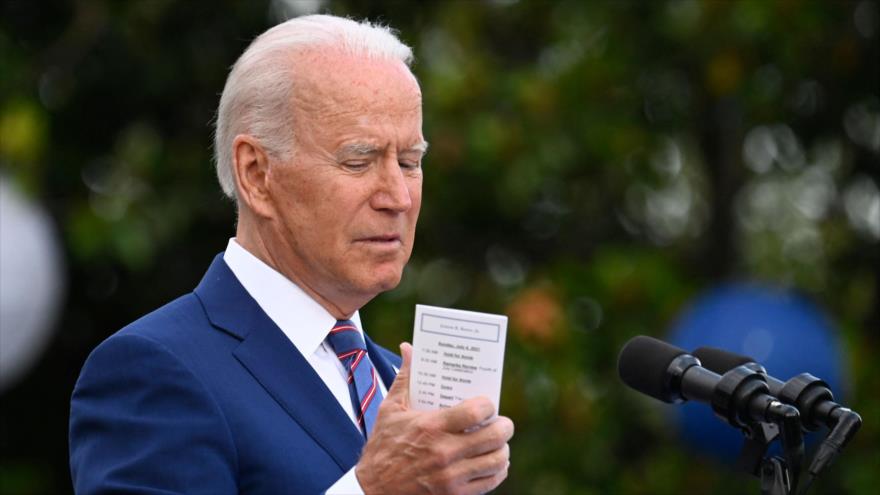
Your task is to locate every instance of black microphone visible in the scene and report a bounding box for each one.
[617,336,803,432]
[618,336,805,488]
[692,346,862,482]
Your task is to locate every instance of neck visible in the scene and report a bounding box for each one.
[235,212,364,320]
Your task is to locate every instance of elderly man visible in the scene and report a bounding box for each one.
[69,15,513,495]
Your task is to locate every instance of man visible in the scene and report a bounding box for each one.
[69,15,513,494]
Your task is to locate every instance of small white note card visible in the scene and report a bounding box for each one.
[410,304,508,413]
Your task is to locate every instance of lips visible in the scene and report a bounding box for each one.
[356,234,401,243]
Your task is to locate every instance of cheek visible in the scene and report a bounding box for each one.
[270,173,325,239]
[409,183,423,219]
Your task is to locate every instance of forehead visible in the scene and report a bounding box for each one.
[291,48,422,119]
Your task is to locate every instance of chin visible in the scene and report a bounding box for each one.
[365,267,404,294]
[375,274,403,293]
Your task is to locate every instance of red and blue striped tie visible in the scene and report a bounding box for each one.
[327,320,382,438]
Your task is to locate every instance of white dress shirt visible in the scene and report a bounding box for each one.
[224,238,386,494]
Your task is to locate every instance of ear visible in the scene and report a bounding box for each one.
[232,135,274,218]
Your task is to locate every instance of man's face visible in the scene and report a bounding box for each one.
[262,50,425,314]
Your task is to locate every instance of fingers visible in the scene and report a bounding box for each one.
[399,342,413,370]
[437,396,495,432]
[383,342,413,407]
[459,416,514,459]
[358,382,514,495]
[463,461,510,495]
[446,444,510,495]
[454,443,510,480]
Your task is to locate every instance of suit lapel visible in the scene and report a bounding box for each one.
[194,254,365,471]
[232,321,366,470]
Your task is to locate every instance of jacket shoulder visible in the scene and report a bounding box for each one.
[82,292,229,380]
[70,303,238,494]
[115,292,209,343]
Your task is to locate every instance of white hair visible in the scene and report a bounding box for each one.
[213,15,414,199]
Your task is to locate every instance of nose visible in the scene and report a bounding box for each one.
[370,157,413,213]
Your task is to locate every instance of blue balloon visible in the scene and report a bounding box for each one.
[666,283,846,463]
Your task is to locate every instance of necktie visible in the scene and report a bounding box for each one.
[326,320,382,438]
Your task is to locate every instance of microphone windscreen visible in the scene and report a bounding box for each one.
[618,335,687,402]
[692,347,755,374]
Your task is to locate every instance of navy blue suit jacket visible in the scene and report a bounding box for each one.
[69,254,402,494]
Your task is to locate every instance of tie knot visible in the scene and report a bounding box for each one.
[327,320,367,356]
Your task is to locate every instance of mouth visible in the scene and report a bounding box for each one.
[356,234,402,244]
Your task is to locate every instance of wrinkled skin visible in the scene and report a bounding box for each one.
[357,344,514,495]
[234,49,425,319]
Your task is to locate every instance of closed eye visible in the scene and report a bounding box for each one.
[342,161,370,172]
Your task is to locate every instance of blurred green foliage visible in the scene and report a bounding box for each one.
[1,0,877,493]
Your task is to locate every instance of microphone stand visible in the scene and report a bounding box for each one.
[736,419,793,495]
[689,348,863,494]
[712,366,805,495]
[778,373,862,494]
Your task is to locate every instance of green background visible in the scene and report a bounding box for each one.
[1,0,877,493]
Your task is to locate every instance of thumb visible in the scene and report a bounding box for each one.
[384,342,412,408]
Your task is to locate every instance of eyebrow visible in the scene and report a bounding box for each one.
[337,142,380,157]
[336,140,429,159]
[404,141,429,155]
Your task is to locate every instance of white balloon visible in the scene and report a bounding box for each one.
[0,176,65,391]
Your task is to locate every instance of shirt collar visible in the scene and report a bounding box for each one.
[222,238,364,356]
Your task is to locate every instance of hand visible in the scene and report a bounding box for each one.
[355,343,514,495]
